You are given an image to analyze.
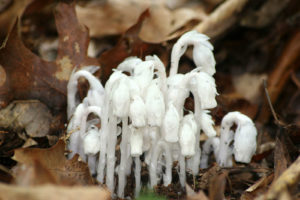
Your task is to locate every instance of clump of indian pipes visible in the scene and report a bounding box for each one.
[66,30,257,198]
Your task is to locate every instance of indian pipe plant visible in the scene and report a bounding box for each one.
[66,30,258,198]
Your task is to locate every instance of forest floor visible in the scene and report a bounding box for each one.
[0,0,299,199]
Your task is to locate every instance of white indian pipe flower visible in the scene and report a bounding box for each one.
[167,74,189,115]
[179,113,197,157]
[217,111,257,167]
[189,71,218,109]
[111,78,130,118]
[199,110,216,137]
[83,124,100,175]
[83,125,101,155]
[217,129,234,167]
[145,55,168,95]
[67,99,88,160]
[133,60,155,94]
[129,95,147,127]
[145,79,165,126]
[170,30,216,76]
[67,66,103,119]
[162,102,180,143]
[200,137,220,168]
[117,56,143,75]
[130,126,144,157]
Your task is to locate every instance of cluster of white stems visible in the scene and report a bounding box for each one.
[66,31,257,198]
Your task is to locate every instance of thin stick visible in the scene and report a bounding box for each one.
[263,80,279,123]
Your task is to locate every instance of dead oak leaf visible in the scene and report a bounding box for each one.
[0,2,99,110]
[13,140,93,185]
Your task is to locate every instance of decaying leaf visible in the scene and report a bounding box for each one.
[0,183,110,200]
[13,140,93,185]
[0,101,52,137]
[0,2,99,110]
[264,156,300,200]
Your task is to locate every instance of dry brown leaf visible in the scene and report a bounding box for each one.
[0,101,52,137]
[0,2,99,110]
[240,173,273,199]
[0,183,110,200]
[99,10,166,82]
[76,0,205,43]
[0,0,33,39]
[12,160,58,186]
[274,136,290,180]
[186,184,209,200]
[209,172,227,200]
[13,140,93,185]
[198,164,222,190]
[264,156,300,200]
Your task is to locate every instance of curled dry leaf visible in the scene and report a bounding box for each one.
[0,101,52,137]
[13,140,94,185]
[0,2,99,110]
[0,183,110,200]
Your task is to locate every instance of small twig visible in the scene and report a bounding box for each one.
[263,80,279,123]
[263,80,286,127]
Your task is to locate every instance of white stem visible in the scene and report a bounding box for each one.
[68,131,80,159]
[97,97,109,182]
[200,137,220,169]
[149,140,172,187]
[186,132,200,175]
[88,155,97,175]
[179,154,186,187]
[117,117,129,198]
[105,113,118,193]
[134,156,141,197]
[186,89,202,174]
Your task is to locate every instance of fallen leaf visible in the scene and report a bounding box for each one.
[0,0,33,39]
[186,184,209,200]
[13,160,58,186]
[274,135,290,180]
[76,0,205,43]
[264,156,300,200]
[198,164,222,190]
[99,10,165,82]
[0,101,53,137]
[209,172,227,200]
[0,183,110,200]
[0,2,99,110]
[13,140,93,185]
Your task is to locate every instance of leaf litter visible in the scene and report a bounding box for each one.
[0,0,299,199]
